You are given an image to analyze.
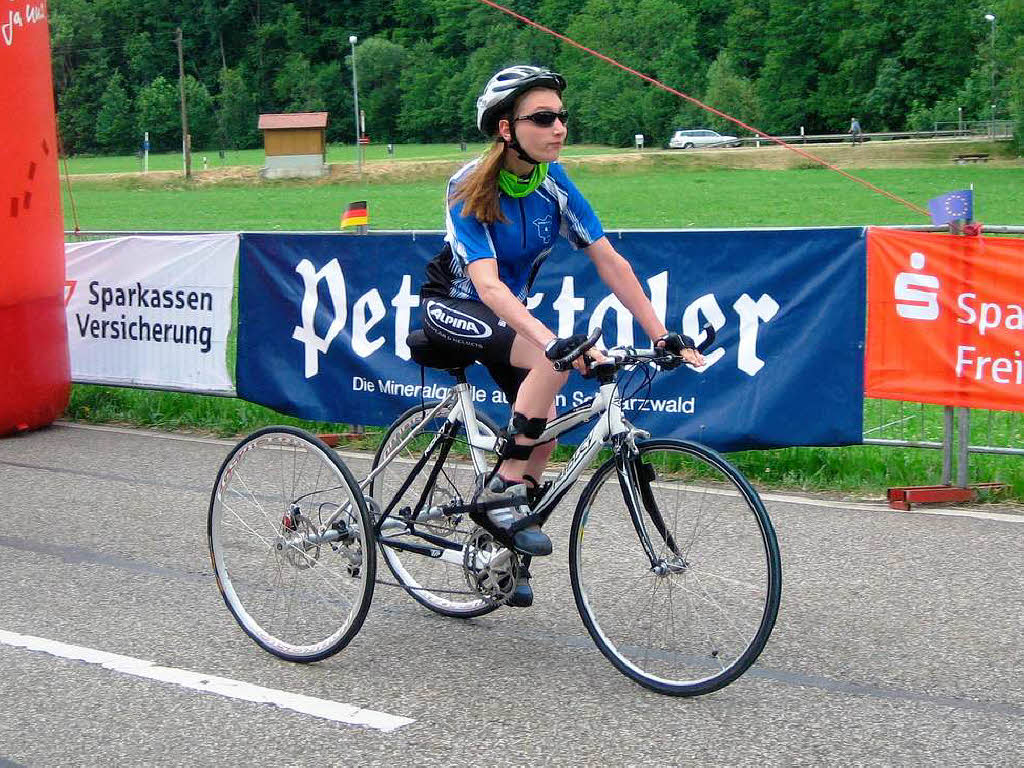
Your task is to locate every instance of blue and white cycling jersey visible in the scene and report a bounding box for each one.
[420,160,604,302]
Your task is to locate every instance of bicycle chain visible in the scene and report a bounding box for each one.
[366,482,516,602]
[370,521,516,603]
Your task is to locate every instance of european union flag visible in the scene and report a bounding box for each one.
[928,189,973,225]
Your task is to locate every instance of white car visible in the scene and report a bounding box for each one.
[667,129,741,149]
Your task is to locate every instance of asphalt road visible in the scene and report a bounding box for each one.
[0,423,1021,766]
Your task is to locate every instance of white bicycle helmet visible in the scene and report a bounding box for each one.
[476,65,567,135]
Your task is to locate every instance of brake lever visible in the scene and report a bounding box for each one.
[581,353,615,379]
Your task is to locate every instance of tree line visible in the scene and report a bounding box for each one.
[51,0,1024,155]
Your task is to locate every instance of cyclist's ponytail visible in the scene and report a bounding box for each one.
[450,139,508,225]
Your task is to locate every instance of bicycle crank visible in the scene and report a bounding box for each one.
[462,526,519,604]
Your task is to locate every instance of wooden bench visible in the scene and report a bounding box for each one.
[953,153,989,164]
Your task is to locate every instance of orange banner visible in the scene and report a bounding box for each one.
[866,228,1024,412]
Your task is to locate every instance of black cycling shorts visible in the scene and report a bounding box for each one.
[419,296,528,406]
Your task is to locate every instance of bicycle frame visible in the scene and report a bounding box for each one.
[332,366,663,561]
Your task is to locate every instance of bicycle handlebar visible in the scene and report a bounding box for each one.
[552,324,717,373]
[550,327,603,371]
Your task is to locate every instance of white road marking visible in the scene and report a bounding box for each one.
[55,420,236,447]
[0,629,414,732]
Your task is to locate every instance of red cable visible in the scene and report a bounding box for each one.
[55,125,82,235]
[475,0,932,219]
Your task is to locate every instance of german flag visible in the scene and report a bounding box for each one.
[341,201,368,229]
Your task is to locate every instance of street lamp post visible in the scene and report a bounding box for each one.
[985,13,996,136]
[349,34,362,179]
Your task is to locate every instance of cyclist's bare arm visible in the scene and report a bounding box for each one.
[584,237,667,340]
[584,237,704,367]
[467,259,555,351]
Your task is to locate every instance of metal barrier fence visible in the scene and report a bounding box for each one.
[64,228,1024,484]
[934,120,1016,139]
[738,123,1014,146]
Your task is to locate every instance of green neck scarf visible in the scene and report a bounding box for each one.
[498,163,548,198]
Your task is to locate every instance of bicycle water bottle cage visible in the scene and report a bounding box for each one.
[522,473,552,510]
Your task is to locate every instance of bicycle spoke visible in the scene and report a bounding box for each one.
[683,489,729,562]
[695,568,769,592]
[678,571,757,648]
[229,474,278,535]
[219,500,278,546]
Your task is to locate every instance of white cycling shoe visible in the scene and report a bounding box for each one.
[476,477,552,557]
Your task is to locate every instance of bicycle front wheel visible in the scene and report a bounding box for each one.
[569,439,781,696]
[208,426,376,662]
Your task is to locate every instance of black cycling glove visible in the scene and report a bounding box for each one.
[655,332,696,370]
[544,334,588,362]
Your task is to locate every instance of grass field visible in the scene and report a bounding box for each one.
[62,142,1024,500]
[63,164,1024,231]
[61,142,624,176]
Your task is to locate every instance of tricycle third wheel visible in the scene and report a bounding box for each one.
[569,439,781,696]
[208,426,376,662]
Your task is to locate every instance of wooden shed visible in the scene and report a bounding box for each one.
[257,112,328,178]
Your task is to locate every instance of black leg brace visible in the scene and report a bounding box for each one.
[495,411,551,461]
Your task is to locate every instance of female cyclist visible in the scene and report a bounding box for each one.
[418,65,703,605]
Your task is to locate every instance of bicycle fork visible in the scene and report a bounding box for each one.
[615,451,686,574]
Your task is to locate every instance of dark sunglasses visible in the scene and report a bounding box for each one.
[514,109,569,127]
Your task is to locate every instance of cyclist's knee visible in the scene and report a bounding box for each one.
[511,337,571,387]
[541,365,570,388]
[523,359,568,390]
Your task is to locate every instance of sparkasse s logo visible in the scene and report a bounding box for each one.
[894,251,939,321]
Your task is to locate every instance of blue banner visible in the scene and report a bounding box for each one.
[237,229,866,452]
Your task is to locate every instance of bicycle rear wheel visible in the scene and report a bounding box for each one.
[208,426,376,662]
[569,439,781,696]
[370,400,501,618]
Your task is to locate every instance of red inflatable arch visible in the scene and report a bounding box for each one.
[0,5,70,434]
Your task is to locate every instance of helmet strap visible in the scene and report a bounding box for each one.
[506,122,540,165]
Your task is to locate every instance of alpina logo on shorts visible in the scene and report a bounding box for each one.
[426,301,493,339]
